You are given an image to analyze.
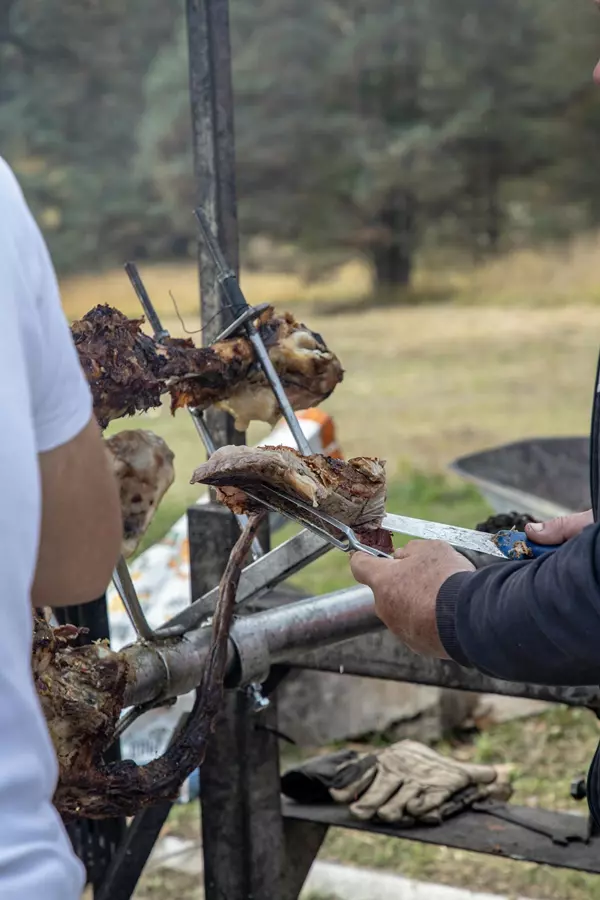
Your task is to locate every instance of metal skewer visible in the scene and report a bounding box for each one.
[123,262,264,562]
[194,207,313,457]
[112,557,155,642]
[189,407,264,561]
[112,558,187,641]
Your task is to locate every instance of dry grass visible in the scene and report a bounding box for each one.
[61,230,600,324]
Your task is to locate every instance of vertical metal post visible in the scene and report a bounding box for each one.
[189,506,283,900]
[186,0,241,450]
[186,3,282,897]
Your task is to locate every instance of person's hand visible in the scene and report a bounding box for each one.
[525,509,594,546]
[350,540,475,657]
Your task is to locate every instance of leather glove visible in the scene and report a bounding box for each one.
[344,740,512,824]
[281,749,378,805]
[282,740,512,826]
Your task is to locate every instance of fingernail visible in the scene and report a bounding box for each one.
[528,523,544,532]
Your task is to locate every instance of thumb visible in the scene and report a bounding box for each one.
[525,510,594,545]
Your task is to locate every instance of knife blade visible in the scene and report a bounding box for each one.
[381,513,508,558]
[381,513,562,560]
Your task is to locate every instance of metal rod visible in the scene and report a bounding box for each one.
[155,528,331,635]
[123,585,380,707]
[194,208,313,456]
[112,557,156,642]
[123,262,169,341]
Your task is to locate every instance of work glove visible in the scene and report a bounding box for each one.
[281,740,512,826]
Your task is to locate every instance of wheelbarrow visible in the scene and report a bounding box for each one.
[450,436,591,520]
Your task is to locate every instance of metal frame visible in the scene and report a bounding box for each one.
[61,0,600,896]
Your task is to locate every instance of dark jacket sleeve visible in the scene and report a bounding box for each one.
[436,523,600,686]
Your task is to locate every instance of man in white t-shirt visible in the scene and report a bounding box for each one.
[0,157,121,898]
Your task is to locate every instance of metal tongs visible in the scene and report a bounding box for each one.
[244,486,393,559]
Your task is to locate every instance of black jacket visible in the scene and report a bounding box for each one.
[436,522,600,821]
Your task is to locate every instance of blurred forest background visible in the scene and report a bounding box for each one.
[3,0,600,291]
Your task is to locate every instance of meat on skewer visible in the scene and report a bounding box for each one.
[191,444,393,554]
[72,304,343,430]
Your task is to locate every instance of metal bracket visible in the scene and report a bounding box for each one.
[212,302,271,342]
[155,529,331,636]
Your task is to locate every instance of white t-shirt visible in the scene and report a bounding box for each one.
[0,157,91,898]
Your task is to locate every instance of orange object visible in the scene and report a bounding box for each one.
[295,408,343,459]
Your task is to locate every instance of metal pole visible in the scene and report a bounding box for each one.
[187,0,241,450]
[123,585,380,707]
[186,3,280,896]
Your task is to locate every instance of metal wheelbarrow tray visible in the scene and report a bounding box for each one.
[450,437,590,519]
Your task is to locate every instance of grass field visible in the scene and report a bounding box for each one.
[67,243,600,899]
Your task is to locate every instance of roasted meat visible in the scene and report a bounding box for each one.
[71,305,165,429]
[191,445,393,553]
[105,430,175,558]
[72,304,343,431]
[209,310,343,431]
[33,616,130,788]
[32,514,261,818]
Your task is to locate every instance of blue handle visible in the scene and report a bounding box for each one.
[494,530,562,560]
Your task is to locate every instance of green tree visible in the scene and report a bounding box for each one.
[141,0,587,292]
[0,0,178,272]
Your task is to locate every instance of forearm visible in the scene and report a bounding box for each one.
[32,418,121,608]
[436,524,600,686]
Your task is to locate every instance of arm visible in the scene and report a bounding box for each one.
[0,158,122,607]
[32,417,121,608]
[351,515,600,688]
[437,523,600,686]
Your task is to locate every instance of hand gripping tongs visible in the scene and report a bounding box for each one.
[243,486,393,559]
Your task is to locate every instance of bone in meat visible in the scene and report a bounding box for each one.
[105,430,175,558]
[72,305,343,431]
[191,445,393,553]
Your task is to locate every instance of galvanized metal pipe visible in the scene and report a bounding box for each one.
[123,586,380,708]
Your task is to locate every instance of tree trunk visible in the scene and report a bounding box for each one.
[368,190,415,291]
[371,240,412,289]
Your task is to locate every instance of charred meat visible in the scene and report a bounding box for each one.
[71,305,164,429]
[191,445,393,552]
[105,430,175,558]
[212,309,343,431]
[32,514,261,817]
[33,616,129,790]
[72,305,343,430]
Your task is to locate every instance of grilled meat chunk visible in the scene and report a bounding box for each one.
[71,305,164,429]
[32,616,129,788]
[105,430,175,558]
[72,305,343,431]
[191,445,393,552]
